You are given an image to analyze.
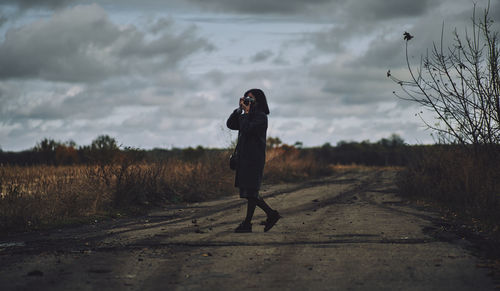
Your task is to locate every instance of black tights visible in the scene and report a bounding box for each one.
[244,197,274,224]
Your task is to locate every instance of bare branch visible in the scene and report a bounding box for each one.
[388,3,500,146]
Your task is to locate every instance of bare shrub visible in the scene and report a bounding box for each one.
[389,4,500,145]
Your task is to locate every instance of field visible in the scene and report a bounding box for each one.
[1,143,499,242]
[1,143,500,289]
[0,147,334,233]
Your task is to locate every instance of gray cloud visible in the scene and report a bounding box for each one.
[1,0,490,151]
[1,0,339,16]
[0,4,213,83]
[306,0,438,54]
[346,35,407,70]
[0,62,429,150]
[185,0,337,14]
[1,0,77,10]
[492,2,500,20]
[305,0,490,74]
[0,12,7,27]
[6,76,201,124]
[272,55,290,66]
[307,62,394,105]
[351,1,496,72]
[345,0,432,20]
[250,50,274,63]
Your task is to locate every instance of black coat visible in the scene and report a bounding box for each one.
[226,108,268,190]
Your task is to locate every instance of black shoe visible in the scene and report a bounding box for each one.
[264,211,281,232]
[234,221,252,233]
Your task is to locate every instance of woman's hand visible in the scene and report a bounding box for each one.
[239,97,250,114]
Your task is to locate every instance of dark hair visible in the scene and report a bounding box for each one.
[244,88,270,115]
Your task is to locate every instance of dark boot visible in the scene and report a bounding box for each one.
[264,210,281,232]
[234,221,252,233]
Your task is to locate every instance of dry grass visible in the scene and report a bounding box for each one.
[0,147,341,233]
[0,144,424,234]
[264,146,334,183]
[0,165,98,231]
[397,146,500,234]
[0,151,235,233]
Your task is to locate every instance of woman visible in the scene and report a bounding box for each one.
[226,88,281,233]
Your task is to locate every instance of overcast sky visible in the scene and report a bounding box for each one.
[0,0,498,151]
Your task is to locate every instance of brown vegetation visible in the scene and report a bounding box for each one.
[0,152,228,233]
[397,146,500,235]
[264,145,334,183]
[0,146,334,233]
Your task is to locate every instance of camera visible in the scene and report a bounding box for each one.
[243,96,255,106]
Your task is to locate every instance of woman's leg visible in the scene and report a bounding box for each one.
[255,197,274,216]
[244,198,257,224]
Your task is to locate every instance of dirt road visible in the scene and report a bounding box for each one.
[0,169,498,290]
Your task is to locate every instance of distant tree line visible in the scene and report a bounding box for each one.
[302,133,409,166]
[0,134,413,166]
[0,135,221,166]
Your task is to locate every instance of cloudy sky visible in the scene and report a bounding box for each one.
[0,0,498,151]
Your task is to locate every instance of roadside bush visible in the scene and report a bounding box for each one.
[397,146,500,231]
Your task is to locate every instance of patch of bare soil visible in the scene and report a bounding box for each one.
[0,169,498,290]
